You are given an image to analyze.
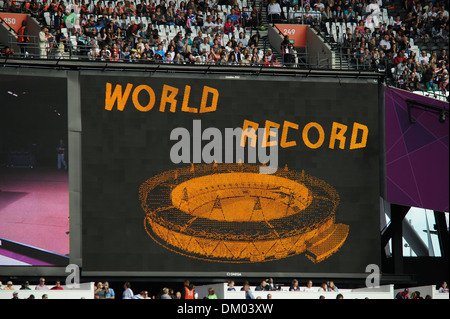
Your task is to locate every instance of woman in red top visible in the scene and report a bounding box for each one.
[355,20,365,36]
[224,17,235,34]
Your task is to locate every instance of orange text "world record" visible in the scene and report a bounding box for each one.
[241,119,369,150]
[104,82,219,113]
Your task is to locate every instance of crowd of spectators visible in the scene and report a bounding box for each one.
[262,0,449,94]
[2,0,289,66]
[0,277,345,299]
[316,0,449,94]
[1,0,448,94]
[0,277,63,299]
[2,277,448,299]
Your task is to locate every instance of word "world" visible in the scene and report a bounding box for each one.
[104,82,219,113]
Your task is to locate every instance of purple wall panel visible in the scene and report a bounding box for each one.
[385,87,449,212]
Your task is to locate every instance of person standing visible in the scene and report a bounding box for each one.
[281,35,293,65]
[17,20,29,57]
[57,139,67,170]
[181,280,195,299]
[39,27,50,59]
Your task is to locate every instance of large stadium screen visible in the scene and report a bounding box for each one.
[0,74,69,266]
[80,74,381,276]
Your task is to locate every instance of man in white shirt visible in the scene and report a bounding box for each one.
[379,35,391,52]
[303,280,315,292]
[199,36,211,56]
[67,0,80,14]
[314,0,325,12]
[38,27,49,59]
[439,4,449,19]
[122,282,134,299]
[418,50,429,66]
[35,278,49,290]
[202,15,217,35]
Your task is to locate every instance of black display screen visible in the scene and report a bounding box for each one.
[80,74,380,276]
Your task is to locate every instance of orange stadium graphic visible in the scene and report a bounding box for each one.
[139,163,349,264]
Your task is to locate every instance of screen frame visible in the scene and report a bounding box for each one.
[77,70,384,278]
[0,67,385,280]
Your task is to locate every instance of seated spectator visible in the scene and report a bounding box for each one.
[230,45,243,63]
[262,55,271,66]
[205,288,218,299]
[392,15,403,29]
[410,291,423,299]
[318,283,328,292]
[328,281,339,292]
[360,47,372,68]
[240,7,251,28]
[303,280,315,292]
[153,6,166,25]
[344,6,357,23]
[237,31,248,47]
[132,291,151,299]
[175,10,186,26]
[272,56,282,67]
[265,48,274,62]
[407,66,421,91]
[88,43,100,60]
[288,4,302,22]
[289,279,301,291]
[379,35,392,53]
[332,5,345,23]
[240,281,254,299]
[227,280,236,291]
[215,18,225,34]
[203,15,217,35]
[304,5,320,25]
[104,282,115,299]
[227,7,239,25]
[51,281,64,290]
[35,278,48,290]
[122,281,134,299]
[224,17,235,34]
[355,20,366,37]
[394,50,406,65]
[0,46,15,57]
[154,43,166,59]
[255,280,270,291]
[160,287,172,299]
[418,50,430,66]
[20,281,31,290]
[438,281,449,293]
